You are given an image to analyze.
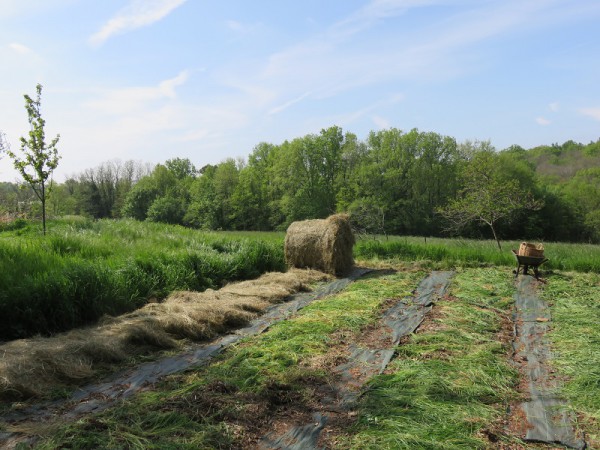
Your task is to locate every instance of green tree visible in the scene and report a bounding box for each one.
[3,84,60,234]
[184,164,219,229]
[438,148,542,250]
[122,164,177,221]
[165,157,197,179]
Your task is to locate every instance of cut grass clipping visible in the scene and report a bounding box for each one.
[32,269,423,449]
[337,267,521,449]
[541,271,600,447]
[33,267,532,449]
[0,269,329,401]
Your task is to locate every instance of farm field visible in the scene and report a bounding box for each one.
[4,217,600,340]
[0,218,285,339]
[5,265,596,449]
[0,219,599,448]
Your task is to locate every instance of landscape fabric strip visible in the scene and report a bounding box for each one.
[259,270,454,450]
[512,276,586,449]
[0,267,370,448]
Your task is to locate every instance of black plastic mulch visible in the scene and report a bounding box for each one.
[259,270,455,450]
[512,275,586,450]
[0,268,371,448]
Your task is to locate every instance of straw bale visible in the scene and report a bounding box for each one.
[284,214,355,276]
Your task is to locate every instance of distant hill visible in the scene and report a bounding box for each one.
[524,139,600,182]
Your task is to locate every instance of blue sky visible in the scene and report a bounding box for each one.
[1,0,599,181]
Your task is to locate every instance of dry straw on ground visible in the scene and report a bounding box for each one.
[0,269,330,401]
[284,214,355,276]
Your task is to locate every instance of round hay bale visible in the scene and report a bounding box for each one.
[284,214,355,276]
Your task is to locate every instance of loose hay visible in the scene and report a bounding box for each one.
[0,268,330,401]
[284,214,355,276]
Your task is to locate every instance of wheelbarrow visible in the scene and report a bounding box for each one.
[512,249,548,279]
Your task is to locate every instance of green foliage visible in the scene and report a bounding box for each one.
[6,121,600,243]
[3,84,60,234]
[0,219,285,339]
[438,148,543,250]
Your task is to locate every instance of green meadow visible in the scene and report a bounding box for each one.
[1,218,599,448]
[3,217,600,339]
[0,218,284,339]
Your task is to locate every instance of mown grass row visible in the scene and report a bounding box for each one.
[33,268,530,449]
[34,269,425,449]
[0,218,284,339]
[339,267,521,449]
[12,263,599,448]
[541,271,600,447]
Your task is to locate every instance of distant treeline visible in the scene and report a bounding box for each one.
[2,126,600,242]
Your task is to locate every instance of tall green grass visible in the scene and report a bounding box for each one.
[0,218,284,339]
[355,236,600,272]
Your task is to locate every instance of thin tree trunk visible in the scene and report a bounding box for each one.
[490,224,501,251]
[41,182,46,235]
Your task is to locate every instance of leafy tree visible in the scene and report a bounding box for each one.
[229,144,276,230]
[165,157,197,179]
[438,148,543,250]
[3,84,60,234]
[122,164,177,220]
[184,164,219,229]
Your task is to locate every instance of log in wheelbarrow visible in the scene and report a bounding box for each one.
[512,249,548,279]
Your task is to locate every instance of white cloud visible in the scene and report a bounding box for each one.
[89,0,188,46]
[372,115,391,129]
[580,107,600,122]
[225,20,260,34]
[8,43,33,55]
[86,71,189,114]
[258,0,564,106]
[322,94,405,128]
[268,92,312,115]
[536,117,551,126]
[549,102,560,112]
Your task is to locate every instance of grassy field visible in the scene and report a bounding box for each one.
[31,265,600,449]
[1,218,599,448]
[0,218,285,339]
[3,217,600,340]
[355,235,600,272]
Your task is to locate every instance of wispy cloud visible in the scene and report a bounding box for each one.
[331,0,444,40]
[324,94,405,128]
[536,117,551,126]
[86,71,189,115]
[258,0,566,106]
[90,0,187,46]
[268,92,312,115]
[225,19,261,34]
[549,102,560,112]
[372,115,391,129]
[8,42,33,55]
[579,107,600,122]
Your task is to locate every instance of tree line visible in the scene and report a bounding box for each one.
[2,125,600,243]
